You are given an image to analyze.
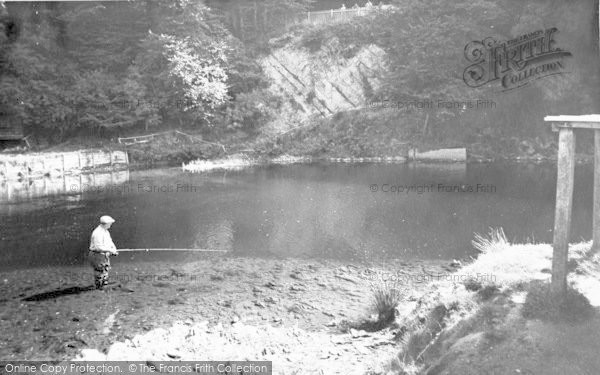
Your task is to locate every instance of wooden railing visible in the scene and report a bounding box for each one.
[306,5,393,25]
[118,129,226,152]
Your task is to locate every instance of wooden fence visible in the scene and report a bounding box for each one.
[118,129,226,152]
[0,150,129,181]
[306,5,392,25]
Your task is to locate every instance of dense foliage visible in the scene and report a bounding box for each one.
[290,0,600,158]
[0,0,310,142]
[1,0,598,159]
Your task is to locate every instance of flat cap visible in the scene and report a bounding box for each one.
[100,215,115,224]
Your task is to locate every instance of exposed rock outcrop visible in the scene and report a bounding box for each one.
[261,38,387,128]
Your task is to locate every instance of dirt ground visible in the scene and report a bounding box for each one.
[5,239,598,375]
[0,255,450,374]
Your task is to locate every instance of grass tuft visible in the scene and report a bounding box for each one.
[472,227,508,253]
[370,277,404,325]
[347,278,406,332]
[462,228,559,287]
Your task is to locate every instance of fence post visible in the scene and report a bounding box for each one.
[594,130,600,253]
[551,127,575,298]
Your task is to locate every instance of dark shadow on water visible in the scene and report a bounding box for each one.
[22,284,99,301]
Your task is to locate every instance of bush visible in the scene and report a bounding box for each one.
[463,278,482,292]
[400,304,448,363]
[477,284,500,301]
[403,328,434,363]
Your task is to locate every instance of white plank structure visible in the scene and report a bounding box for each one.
[544,114,600,297]
[0,150,129,181]
[306,4,393,25]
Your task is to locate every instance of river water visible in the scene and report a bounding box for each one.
[0,162,595,270]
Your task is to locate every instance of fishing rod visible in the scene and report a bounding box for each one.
[117,248,229,253]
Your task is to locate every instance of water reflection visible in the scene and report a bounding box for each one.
[0,162,594,270]
[193,219,235,251]
[0,170,130,214]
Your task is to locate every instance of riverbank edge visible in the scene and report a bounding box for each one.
[0,147,569,182]
[57,235,600,374]
[2,129,591,174]
[2,232,598,373]
[178,152,560,174]
[379,235,600,374]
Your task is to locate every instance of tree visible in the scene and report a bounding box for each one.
[0,1,241,138]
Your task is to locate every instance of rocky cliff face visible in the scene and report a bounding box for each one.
[260,37,387,130]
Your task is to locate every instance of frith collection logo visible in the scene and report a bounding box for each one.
[463,28,572,91]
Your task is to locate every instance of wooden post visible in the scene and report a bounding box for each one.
[43,171,47,195]
[78,151,82,170]
[6,179,11,201]
[61,154,65,177]
[551,127,575,297]
[26,177,31,199]
[594,129,600,253]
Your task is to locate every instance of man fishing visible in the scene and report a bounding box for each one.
[89,215,118,289]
